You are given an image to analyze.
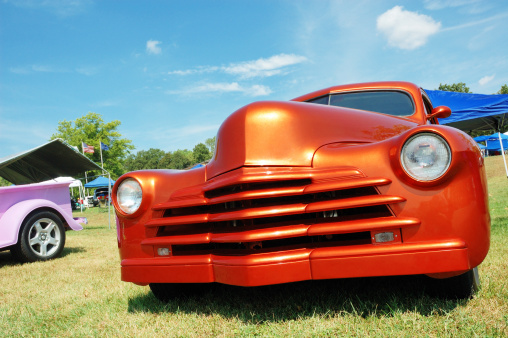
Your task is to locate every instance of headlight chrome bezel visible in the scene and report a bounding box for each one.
[400,132,452,183]
[116,178,143,215]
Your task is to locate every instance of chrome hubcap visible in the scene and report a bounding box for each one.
[28,218,61,257]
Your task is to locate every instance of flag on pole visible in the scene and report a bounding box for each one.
[82,142,95,153]
[100,142,110,151]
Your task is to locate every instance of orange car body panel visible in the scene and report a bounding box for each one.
[113,81,490,286]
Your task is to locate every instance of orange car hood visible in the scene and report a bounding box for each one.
[206,101,418,179]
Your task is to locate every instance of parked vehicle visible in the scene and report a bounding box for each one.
[112,81,490,300]
[0,181,87,262]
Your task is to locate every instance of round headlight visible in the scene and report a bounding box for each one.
[401,133,451,181]
[116,178,142,214]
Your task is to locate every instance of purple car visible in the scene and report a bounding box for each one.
[0,181,87,262]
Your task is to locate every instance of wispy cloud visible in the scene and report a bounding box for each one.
[146,40,162,55]
[9,65,64,74]
[424,0,480,10]
[167,66,218,76]
[76,66,98,76]
[166,82,272,97]
[441,12,508,31]
[222,54,308,79]
[479,74,495,86]
[377,6,441,50]
[167,53,307,79]
[4,0,92,17]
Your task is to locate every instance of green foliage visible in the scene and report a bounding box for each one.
[497,84,508,94]
[438,82,471,93]
[170,149,194,169]
[124,137,216,173]
[124,148,167,172]
[193,143,211,163]
[205,136,216,156]
[0,177,12,187]
[51,112,134,179]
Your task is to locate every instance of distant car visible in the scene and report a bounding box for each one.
[94,187,110,206]
[0,181,87,262]
[112,81,490,300]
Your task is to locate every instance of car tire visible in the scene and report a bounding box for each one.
[149,283,209,302]
[11,211,66,263]
[429,267,480,299]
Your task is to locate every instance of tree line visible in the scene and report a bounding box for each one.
[49,112,216,179]
[1,81,506,186]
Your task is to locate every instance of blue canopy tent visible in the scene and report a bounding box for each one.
[425,90,508,132]
[474,133,508,151]
[84,175,115,229]
[425,89,508,177]
[84,176,115,188]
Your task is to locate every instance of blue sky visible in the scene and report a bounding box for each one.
[1,0,507,159]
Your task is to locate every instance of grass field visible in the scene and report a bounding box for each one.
[1,157,507,337]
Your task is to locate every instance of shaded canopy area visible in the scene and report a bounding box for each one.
[0,139,103,185]
[425,89,508,132]
[84,176,115,188]
[474,133,508,151]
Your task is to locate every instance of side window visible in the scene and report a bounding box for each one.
[422,97,437,124]
[328,91,414,116]
[307,95,329,105]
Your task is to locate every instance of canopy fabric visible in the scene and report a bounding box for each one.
[84,176,115,188]
[0,139,104,185]
[425,89,508,132]
[473,132,508,151]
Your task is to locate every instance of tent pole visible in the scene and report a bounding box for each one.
[498,132,508,178]
[108,173,112,229]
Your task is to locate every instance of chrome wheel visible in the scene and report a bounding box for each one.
[28,217,62,257]
[11,211,66,263]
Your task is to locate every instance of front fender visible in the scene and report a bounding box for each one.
[0,199,83,249]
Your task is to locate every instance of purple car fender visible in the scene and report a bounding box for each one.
[0,198,84,249]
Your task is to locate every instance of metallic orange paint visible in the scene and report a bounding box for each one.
[112,81,490,288]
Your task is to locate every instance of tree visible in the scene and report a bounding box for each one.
[193,143,211,163]
[124,148,167,172]
[205,136,216,156]
[170,149,194,169]
[497,84,508,94]
[438,82,471,93]
[51,112,134,178]
[0,177,11,187]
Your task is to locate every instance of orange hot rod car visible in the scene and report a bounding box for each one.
[112,81,490,301]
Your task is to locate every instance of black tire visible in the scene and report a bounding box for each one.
[428,267,480,299]
[11,211,66,263]
[149,283,209,302]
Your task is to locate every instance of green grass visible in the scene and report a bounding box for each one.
[1,157,508,337]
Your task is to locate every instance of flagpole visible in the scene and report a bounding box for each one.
[99,140,104,172]
[81,141,88,184]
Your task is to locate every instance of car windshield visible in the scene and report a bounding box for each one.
[307,90,414,116]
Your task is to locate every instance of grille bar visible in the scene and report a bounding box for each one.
[141,216,420,246]
[152,176,391,210]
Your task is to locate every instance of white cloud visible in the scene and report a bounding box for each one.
[146,40,162,55]
[479,74,495,86]
[223,54,307,79]
[377,6,441,50]
[167,82,272,97]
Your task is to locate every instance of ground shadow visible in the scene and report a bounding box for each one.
[0,246,86,267]
[127,275,464,322]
